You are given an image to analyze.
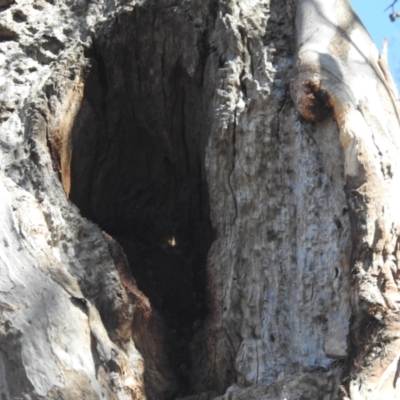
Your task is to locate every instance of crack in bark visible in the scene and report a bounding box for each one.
[228,106,238,226]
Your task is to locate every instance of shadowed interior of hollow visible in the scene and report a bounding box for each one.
[67,7,214,394]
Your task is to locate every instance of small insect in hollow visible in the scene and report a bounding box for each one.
[167,237,177,247]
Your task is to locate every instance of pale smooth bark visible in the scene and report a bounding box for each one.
[293,1,400,398]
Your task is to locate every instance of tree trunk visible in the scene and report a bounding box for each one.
[0,0,397,399]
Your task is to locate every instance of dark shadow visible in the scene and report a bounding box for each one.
[68,3,215,397]
[393,356,400,388]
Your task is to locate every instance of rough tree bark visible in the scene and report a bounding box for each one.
[0,0,398,399]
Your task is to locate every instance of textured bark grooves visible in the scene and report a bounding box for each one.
[67,3,215,397]
[1,0,400,399]
[292,0,400,398]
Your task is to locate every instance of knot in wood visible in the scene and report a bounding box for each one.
[296,80,333,122]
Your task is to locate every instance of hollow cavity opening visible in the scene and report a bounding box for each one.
[66,7,214,395]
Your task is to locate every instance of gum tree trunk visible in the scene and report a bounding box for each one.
[0,0,397,399]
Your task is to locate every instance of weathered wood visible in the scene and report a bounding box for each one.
[292,1,400,398]
[0,0,397,399]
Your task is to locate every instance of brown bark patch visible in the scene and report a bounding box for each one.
[299,80,333,122]
[49,79,84,196]
[104,231,179,399]
[0,24,18,41]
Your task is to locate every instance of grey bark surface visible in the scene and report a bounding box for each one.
[0,0,396,399]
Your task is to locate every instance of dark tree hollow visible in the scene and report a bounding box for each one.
[67,6,215,395]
